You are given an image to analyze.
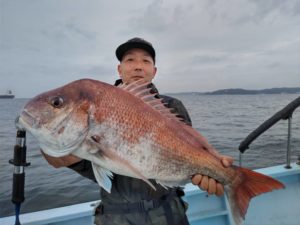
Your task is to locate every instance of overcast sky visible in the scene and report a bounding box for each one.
[1,0,299,97]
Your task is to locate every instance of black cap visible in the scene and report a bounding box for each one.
[115,37,156,63]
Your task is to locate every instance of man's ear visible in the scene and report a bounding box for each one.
[117,64,123,78]
[153,66,157,78]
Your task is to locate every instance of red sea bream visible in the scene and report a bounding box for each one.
[16,79,284,225]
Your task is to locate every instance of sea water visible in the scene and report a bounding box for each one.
[0,94,299,217]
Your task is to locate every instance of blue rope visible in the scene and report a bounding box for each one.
[15,203,21,225]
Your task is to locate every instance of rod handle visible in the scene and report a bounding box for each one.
[12,173,25,204]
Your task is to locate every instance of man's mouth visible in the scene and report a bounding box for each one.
[131,76,145,81]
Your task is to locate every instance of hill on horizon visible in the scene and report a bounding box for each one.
[167,87,300,95]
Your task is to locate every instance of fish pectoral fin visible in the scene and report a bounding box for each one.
[89,137,156,191]
[109,155,157,191]
[91,162,113,193]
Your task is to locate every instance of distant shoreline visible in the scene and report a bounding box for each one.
[3,87,300,99]
[167,87,300,95]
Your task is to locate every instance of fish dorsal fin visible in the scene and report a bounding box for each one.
[118,80,183,123]
[118,81,222,157]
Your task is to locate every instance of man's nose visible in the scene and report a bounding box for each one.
[134,61,143,70]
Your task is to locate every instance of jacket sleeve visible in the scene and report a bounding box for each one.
[68,159,97,182]
[160,95,192,126]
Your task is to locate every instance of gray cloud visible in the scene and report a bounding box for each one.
[249,0,300,17]
[191,53,229,65]
[82,64,115,77]
[203,0,300,26]
[130,0,189,34]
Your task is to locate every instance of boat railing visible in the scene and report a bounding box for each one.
[238,96,300,168]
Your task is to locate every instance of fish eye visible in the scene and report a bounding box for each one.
[50,96,64,108]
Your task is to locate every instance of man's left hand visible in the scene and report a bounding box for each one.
[191,156,233,196]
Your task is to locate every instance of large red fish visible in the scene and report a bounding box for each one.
[16,79,284,224]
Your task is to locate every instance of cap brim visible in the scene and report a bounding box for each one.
[116,42,155,62]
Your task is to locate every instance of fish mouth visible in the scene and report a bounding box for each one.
[16,110,40,131]
[15,116,24,130]
[16,109,86,157]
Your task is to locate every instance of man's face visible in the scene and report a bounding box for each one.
[118,48,157,84]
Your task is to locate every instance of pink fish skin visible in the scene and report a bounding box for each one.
[16,79,284,225]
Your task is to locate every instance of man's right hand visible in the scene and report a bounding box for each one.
[41,150,82,168]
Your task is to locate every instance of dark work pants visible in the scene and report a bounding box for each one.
[94,197,190,225]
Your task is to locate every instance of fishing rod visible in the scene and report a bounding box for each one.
[9,129,30,225]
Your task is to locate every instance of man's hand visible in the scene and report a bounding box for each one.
[191,156,233,196]
[41,150,82,168]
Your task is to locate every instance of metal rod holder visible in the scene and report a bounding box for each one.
[239,152,243,167]
[285,117,292,169]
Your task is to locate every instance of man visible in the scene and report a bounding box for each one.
[43,37,233,225]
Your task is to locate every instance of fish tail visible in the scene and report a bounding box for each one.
[227,166,284,225]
